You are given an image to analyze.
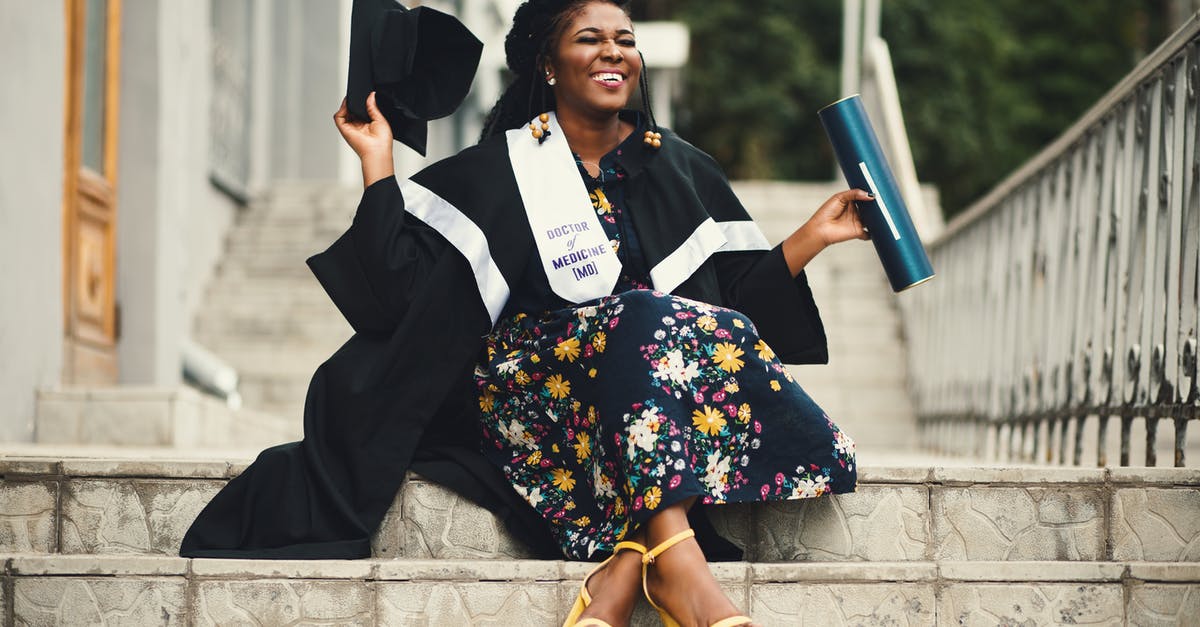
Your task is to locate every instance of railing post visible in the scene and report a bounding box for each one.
[1120,414,1134,466]
[1175,416,1188,467]
[1097,414,1110,467]
[1073,415,1086,466]
[1146,416,1160,466]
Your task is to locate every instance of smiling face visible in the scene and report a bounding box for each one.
[545,2,641,120]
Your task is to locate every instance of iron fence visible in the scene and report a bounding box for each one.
[902,17,1200,467]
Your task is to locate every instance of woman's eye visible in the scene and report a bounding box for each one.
[619,39,636,47]
[577,37,598,44]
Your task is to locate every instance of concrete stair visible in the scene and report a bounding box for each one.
[191,185,360,423]
[3,554,1196,625]
[735,181,926,451]
[2,451,1198,624]
[33,387,298,449]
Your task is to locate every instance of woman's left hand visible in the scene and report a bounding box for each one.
[803,189,873,247]
[780,189,873,276]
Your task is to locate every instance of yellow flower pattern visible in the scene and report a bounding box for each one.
[693,405,728,436]
[712,342,746,373]
[554,337,582,362]
[545,374,571,399]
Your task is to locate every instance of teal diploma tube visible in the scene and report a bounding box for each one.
[819,95,935,292]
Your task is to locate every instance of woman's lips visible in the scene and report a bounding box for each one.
[590,71,627,89]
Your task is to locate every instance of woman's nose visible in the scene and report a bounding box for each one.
[602,40,623,61]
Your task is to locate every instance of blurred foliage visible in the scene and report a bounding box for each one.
[633,0,1174,216]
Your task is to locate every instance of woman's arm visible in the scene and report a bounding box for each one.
[780,189,874,276]
[333,92,395,187]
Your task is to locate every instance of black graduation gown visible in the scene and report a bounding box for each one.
[180,125,828,560]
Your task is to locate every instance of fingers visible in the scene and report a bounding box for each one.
[366,91,384,122]
[835,189,873,241]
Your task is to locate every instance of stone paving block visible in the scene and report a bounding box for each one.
[371,489,407,558]
[755,486,928,561]
[191,558,374,580]
[79,400,173,446]
[60,458,232,479]
[380,558,560,582]
[1108,467,1200,485]
[931,466,1106,485]
[556,579,748,627]
[379,581,558,625]
[0,458,59,476]
[14,577,187,625]
[1127,563,1200,582]
[932,486,1104,560]
[33,396,84,444]
[400,480,536,559]
[705,503,754,552]
[60,479,223,555]
[751,561,937,582]
[192,580,373,626]
[0,481,57,553]
[938,583,1123,626]
[857,466,930,484]
[750,583,935,626]
[938,561,1125,582]
[8,555,187,576]
[1127,584,1200,627]
[1111,488,1200,561]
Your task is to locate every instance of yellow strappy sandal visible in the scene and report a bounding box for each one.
[641,529,754,627]
[562,540,648,627]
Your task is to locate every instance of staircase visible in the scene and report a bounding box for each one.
[191,184,359,425]
[5,182,1195,624]
[1,452,1197,624]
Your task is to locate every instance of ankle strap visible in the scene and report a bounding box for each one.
[643,529,695,564]
[612,540,647,555]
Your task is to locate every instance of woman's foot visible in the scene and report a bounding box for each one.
[642,534,756,627]
[575,544,645,626]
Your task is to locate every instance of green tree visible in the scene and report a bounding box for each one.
[637,1,843,179]
[647,1,1173,216]
[884,0,1167,214]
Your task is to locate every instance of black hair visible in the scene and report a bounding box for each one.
[479,0,655,142]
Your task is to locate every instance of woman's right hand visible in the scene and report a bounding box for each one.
[334,92,395,186]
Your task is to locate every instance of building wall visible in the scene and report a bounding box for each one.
[0,4,67,441]
[117,0,240,386]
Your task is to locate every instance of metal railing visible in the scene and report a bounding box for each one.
[901,16,1200,467]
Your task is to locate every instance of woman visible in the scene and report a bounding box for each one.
[334,2,864,625]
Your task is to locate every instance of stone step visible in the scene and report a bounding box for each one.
[234,374,311,412]
[204,348,334,380]
[0,554,1194,625]
[194,289,338,315]
[213,259,322,280]
[32,388,299,449]
[3,455,1197,566]
[193,314,353,345]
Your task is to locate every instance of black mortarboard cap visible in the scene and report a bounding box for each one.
[346,0,483,155]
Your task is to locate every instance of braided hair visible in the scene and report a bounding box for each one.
[479,0,657,142]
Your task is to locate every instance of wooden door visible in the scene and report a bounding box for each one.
[62,0,121,384]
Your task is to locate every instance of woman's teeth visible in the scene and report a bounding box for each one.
[592,73,624,84]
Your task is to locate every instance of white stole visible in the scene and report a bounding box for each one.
[507,113,622,304]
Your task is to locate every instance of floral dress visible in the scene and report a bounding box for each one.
[474,137,857,561]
